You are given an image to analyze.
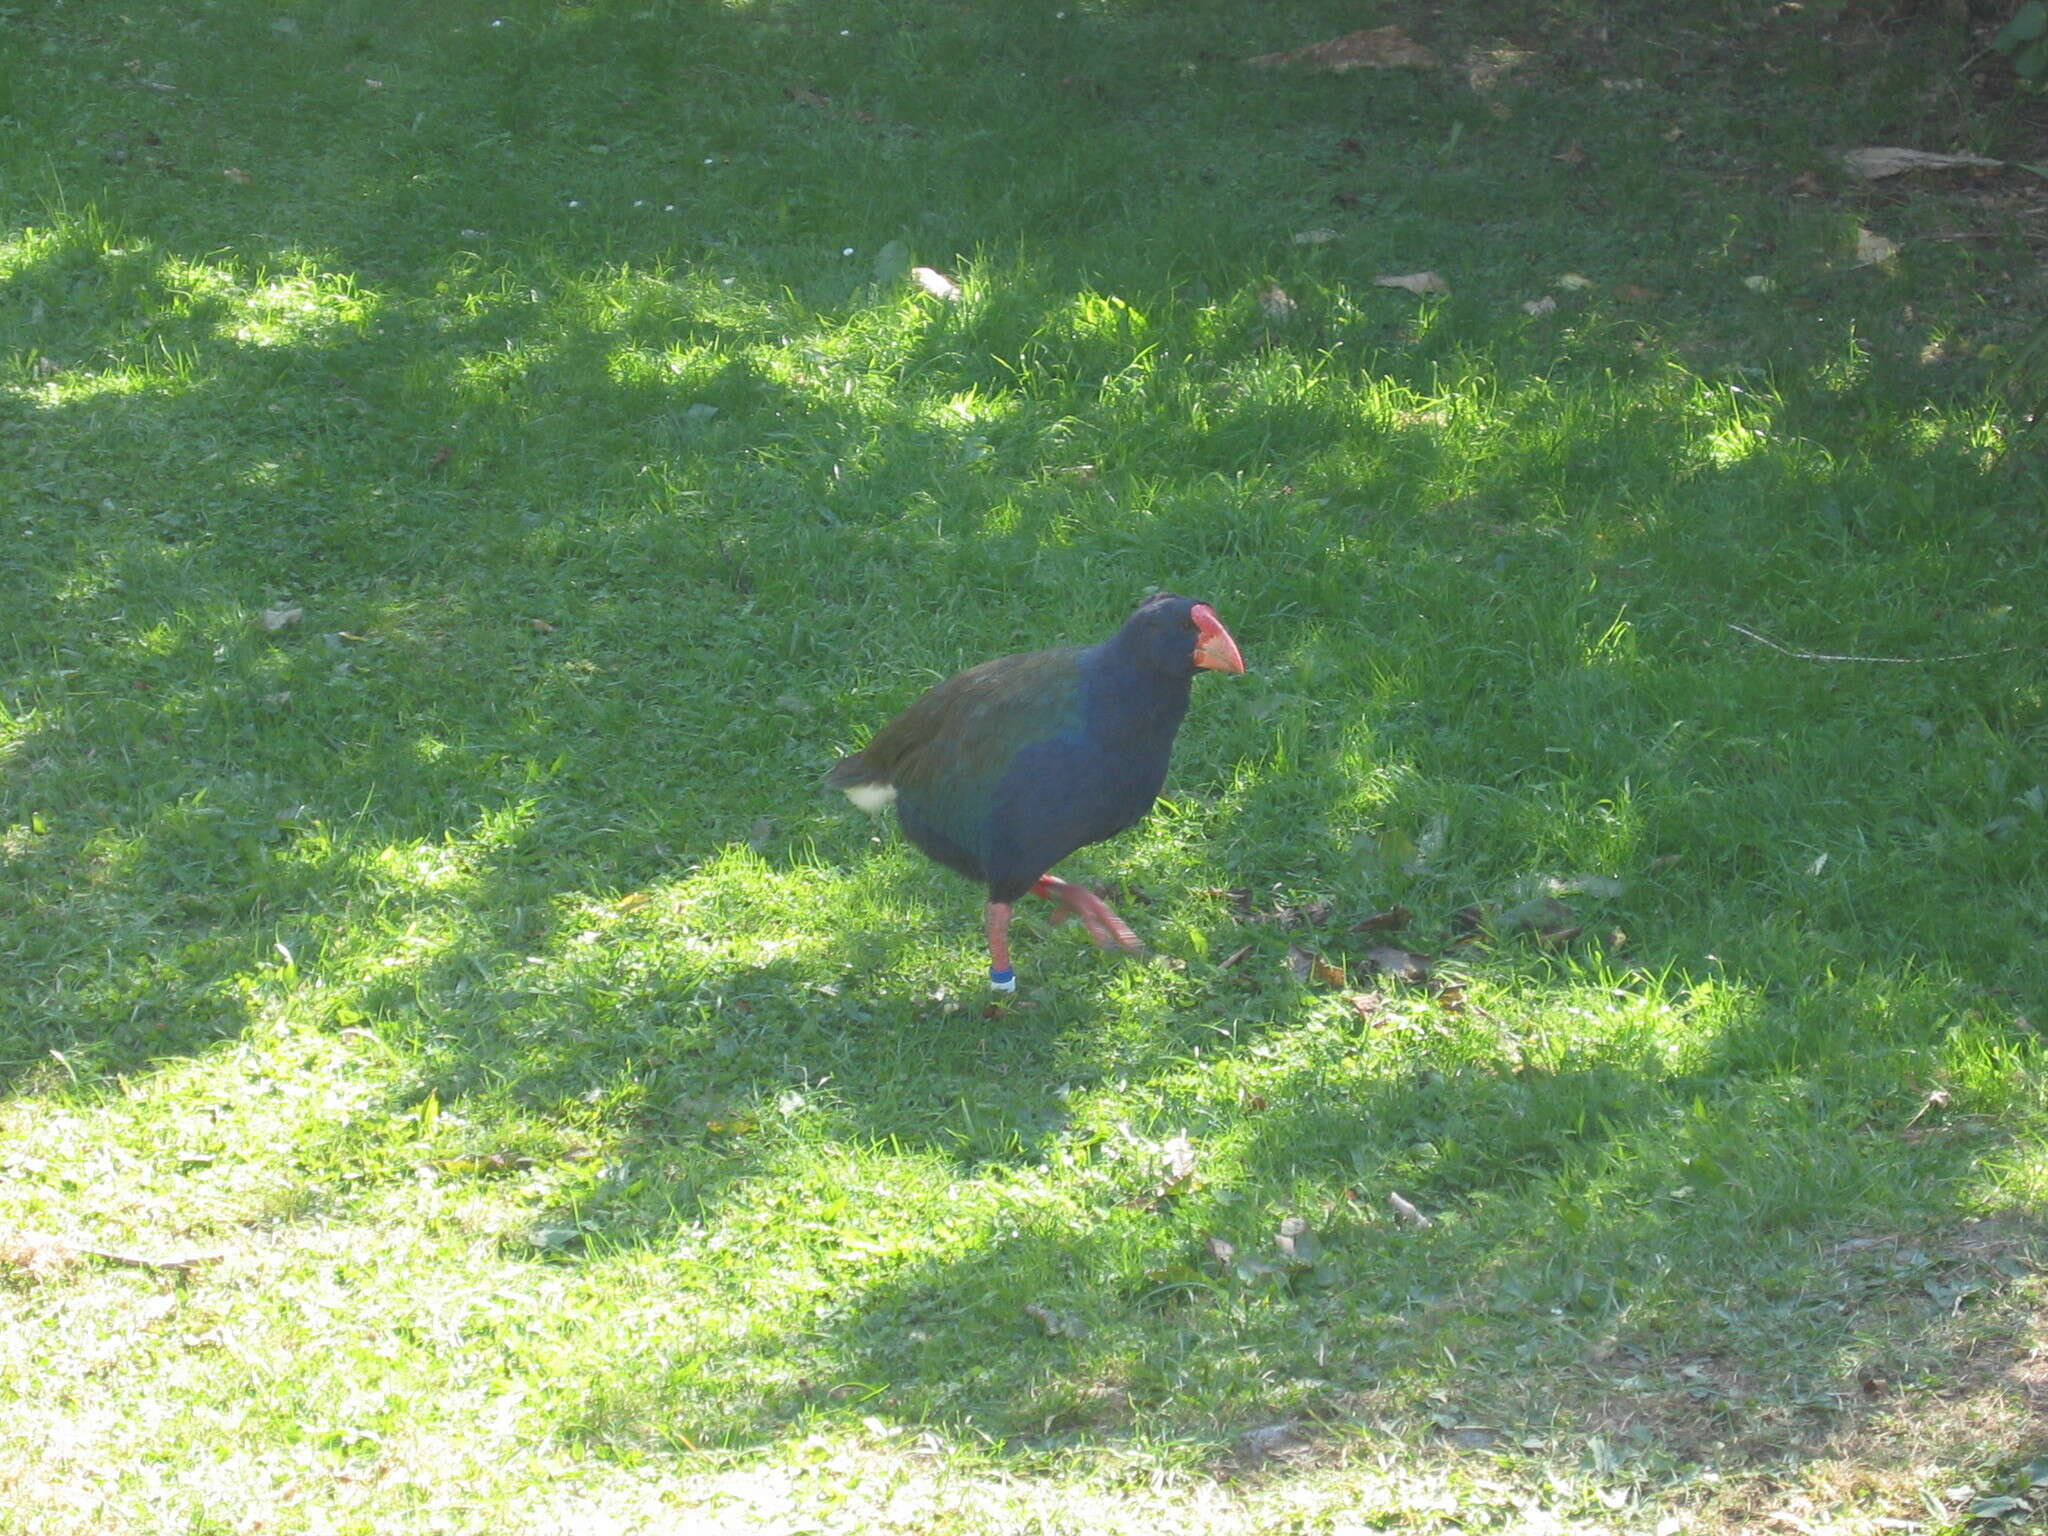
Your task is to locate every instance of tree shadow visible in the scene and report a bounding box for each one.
[529,961,2040,1463]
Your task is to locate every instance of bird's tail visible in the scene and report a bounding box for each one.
[823,754,897,811]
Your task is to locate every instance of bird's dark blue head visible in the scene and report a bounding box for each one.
[1111,593,1246,678]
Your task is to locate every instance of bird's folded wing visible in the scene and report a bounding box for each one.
[857,645,1085,791]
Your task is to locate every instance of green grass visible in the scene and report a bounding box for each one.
[4,1,2047,1531]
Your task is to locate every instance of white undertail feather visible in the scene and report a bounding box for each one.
[844,782,897,813]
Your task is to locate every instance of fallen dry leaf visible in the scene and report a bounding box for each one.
[1854,226,1899,266]
[1556,272,1594,290]
[257,605,303,632]
[1522,295,1558,316]
[1245,26,1439,72]
[1311,955,1347,988]
[1261,897,1332,929]
[1158,1134,1198,1193]
[1345,991,1386,1024]
[1285,944,1314,983]
[1374,271,1449,297]
[3,1234,222,1274]
[1546,873,1627,899]
[784,86,831,108]
[1743,275,1777,293]
[1615,283,1656,302]
[1553,142,1588,167]
[1464,45,1532,91]
[1439,1424,1502,1450]
[222,166,251,185]
[1211,1239,1296,1286]
[1238,1423,1313,1462]
[1022,1301,1088,1339]
[0,1233,85,1280]
[1351,905,1412,934]
[1292,227,1340,245]
[1275,1215,1321,1264]
[1788,170,1825,196]
[1497,895,1579,940]
[1216,942,1253,971]
[1840,146,2002,180]
[1363,946,1432,985]
[529,617,556,633]
[1257,284,1298,322]
[1389,1190,1433,1228]
[909,265,961,300]
[1451,902,1494,935]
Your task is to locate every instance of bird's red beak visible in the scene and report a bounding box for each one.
[1190,603,1246,674]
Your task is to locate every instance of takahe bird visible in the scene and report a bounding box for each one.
[827,593,1245,990]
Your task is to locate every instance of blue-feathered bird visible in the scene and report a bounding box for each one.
[827,594,1245,990]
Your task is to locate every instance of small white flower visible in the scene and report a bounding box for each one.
[567,199,582,208]
[664,204,677,212]
[703,157,715,165]
[632,199,645,207]
[839,28,851,35]
[843,247,855,256]
[722,277,735,287]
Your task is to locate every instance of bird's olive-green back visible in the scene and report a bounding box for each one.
[855,645,1086,800]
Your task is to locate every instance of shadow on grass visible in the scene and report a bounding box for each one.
[538,963,2041,1465]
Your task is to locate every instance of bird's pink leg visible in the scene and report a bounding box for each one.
[1031,875,1142,952]
[984,901,1017,992]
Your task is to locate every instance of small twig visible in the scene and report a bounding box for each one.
[1901,1088,1950,1135]
[71,1244,224,1273]
[1957,43,2000,76]
[1728,624,2021,664]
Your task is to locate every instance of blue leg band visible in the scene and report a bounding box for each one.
[990,968,1017,992]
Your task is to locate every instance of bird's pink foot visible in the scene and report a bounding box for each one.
[1032,875,1142,952]
[984,900,1017,991]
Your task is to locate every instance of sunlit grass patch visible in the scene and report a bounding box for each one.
[216,263,379,350]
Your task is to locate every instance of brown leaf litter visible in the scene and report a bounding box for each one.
[1245,27,1440,73]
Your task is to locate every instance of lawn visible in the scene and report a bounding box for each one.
[3,1,2046,1531]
